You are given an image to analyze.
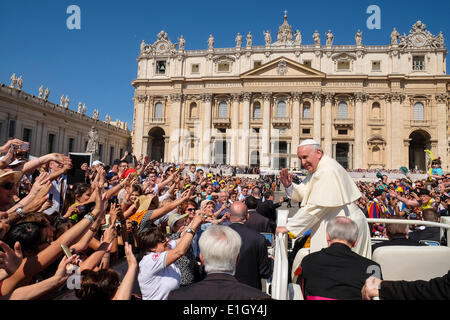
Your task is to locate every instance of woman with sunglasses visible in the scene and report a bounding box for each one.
[137,212,205,300]
[0,170,23,212]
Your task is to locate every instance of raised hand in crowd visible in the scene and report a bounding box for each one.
[0,241,23,280]
[112,242,137,300]
[5,254,79,300]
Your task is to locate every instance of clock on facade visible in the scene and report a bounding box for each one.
[412,34,427,47]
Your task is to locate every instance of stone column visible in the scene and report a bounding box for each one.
[193,137,199,163]
[163,135,170,163]
[261,92,272,169]
[230,93,240,166]
[349,142,354,169]
[384,94,393,168]
[388,93,405,169]
[168,93,183,162]
[312,92,322,144]
[291,92,302,169]
[133,95,147,156]
[35,121,43,156]
[354,92,366,169]
[361,96,369,168]
[202,93,213,165]
[332,142,337,159]
[143,136,150,157]
[323,92,334,156]
[241,92,251,166]
[287,141,291,169]
[436,94,449,171]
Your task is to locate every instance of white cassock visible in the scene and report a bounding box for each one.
[284,155,372,259]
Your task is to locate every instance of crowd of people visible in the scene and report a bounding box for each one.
[354,161,449,241]
[0,137,448,300]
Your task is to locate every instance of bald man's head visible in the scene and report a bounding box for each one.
[229,202,249,222]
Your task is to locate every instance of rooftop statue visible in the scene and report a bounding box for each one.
[246,32,252,47]
[313,30,321,45]
[264,30,271,47]
[208,34,214,49]
[355,30,363,46]
[235,33,242,48]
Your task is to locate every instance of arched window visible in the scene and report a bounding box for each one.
[371,102,381,119]
[276,100,287,118]
[189,102,198,118]
[337,101,348,119]
[414,102,424,121]
[302,101,311,119]
[154,102,163,119]
[253,102,261,118]
[218,101,228,118]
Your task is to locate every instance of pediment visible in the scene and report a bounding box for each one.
[240,57,325,79]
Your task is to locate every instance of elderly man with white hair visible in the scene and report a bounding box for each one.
[168,225,271,300]
[276,139,372,258]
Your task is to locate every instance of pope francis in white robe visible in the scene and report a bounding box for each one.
[281,144,372,259]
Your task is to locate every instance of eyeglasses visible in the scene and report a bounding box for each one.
[186,208,195,212]
[0,182,16,190]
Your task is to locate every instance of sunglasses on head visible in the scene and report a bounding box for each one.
[0,182,16,190]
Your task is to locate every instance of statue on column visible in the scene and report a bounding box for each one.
[294,29,302,45]
[264,30,271,47]
[246,32,252,47]
[10,74,17,88]
[60,95,65,107]
[17,76,23,90]
[208,34,214,49]
[39,85,44,98]
[235,32,242,48]
[325,30,334,46]
[390,27,400,45]
[355,29,363,46]
[43,88,50,100]
[78,102,83,113]
[64,96,70,109]
[177,35,185,51]
[86,126,99,155]
[82,104,86,114]
[140,40,146,53]
[105,115,111,124]
[93,109,99,120]
[313,30,321,45]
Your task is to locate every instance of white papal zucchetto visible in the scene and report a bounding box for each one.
[298,139,321,148]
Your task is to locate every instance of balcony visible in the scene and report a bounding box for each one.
[250,117,263,125]
[148,117,166,125]
[272,117,291,126]
[368,118,385,126]
[333,118,354,129]
[300,118,313,125]
[409,120,430,127]
[185,117,200,125]
[213,117,231,127]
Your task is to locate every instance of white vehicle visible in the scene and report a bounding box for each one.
[270,211,450,300]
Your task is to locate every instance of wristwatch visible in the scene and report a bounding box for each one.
[15,207,25,218]
[185,228,196,236]
[84,214,96,222]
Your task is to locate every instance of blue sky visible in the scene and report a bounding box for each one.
[1,0,449,129]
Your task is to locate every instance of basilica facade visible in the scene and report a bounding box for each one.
[132,15,449,171]
[0,83,131,165]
